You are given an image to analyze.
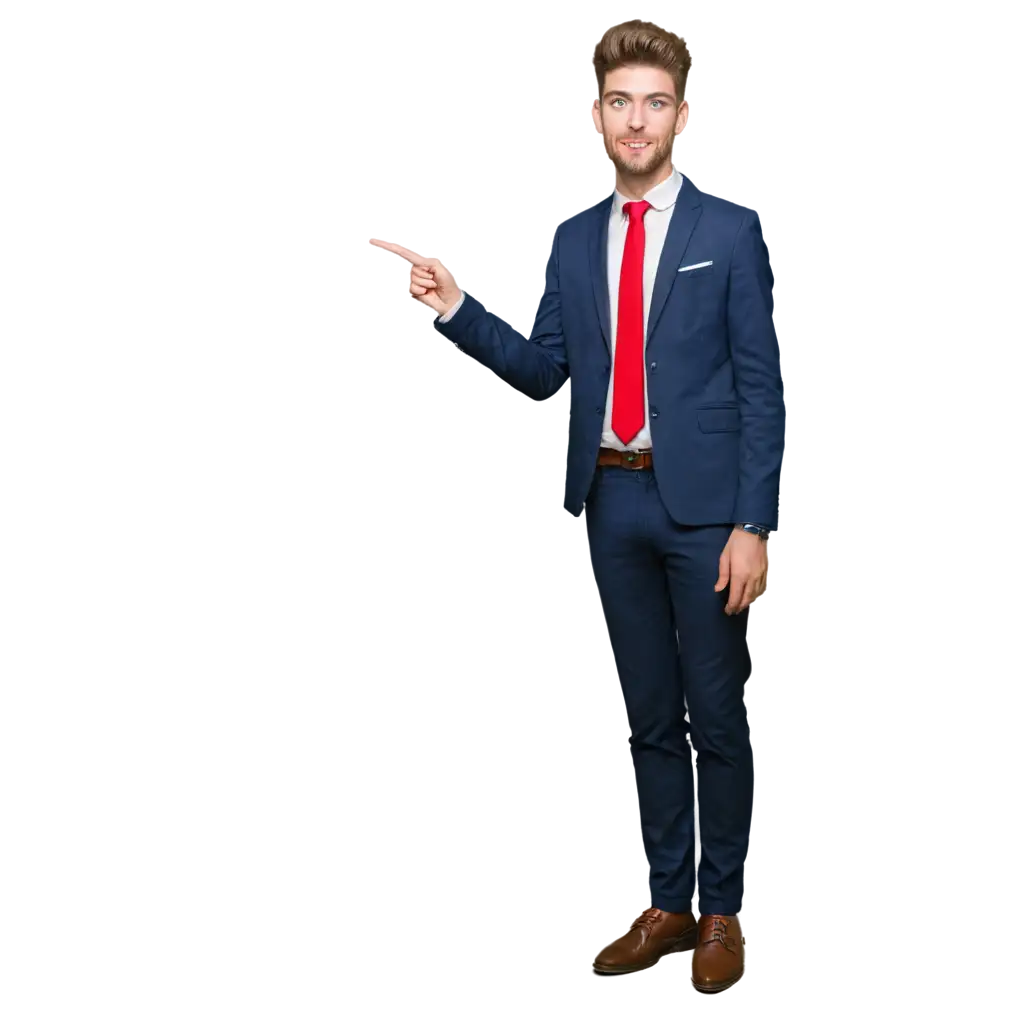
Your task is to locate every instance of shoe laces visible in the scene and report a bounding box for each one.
[703,915,737,953]
[630,907,663,932]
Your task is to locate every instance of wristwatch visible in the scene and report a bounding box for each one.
[736,523,771,541]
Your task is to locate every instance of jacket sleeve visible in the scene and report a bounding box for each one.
[431,226,569,401]
[726,209,786,530]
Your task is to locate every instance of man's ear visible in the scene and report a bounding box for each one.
[675,99,688,134]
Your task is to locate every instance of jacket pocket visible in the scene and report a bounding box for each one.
[696,406,740,433]
[676,262,715,279]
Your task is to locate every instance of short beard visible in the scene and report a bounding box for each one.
[606,134,671,178]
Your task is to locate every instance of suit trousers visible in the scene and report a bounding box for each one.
[584,463,754,916]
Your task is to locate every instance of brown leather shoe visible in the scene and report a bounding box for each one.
[691,914,745,993]
[592,907,699,974]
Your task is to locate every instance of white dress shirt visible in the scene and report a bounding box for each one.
[439,165,686,453]
[601,164,683,451]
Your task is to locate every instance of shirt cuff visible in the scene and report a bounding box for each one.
[437,290,465,323]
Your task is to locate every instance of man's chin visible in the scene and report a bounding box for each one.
[609,147,665,175]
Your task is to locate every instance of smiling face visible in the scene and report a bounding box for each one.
[592,64,687,189]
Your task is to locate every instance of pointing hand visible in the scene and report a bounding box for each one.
[369,238,461,317]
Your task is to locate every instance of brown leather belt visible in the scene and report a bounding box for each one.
[597,447,654,470]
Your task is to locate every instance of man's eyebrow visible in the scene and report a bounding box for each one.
[604,90,676,101]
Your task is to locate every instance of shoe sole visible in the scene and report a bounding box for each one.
[592,927,700,975]
[692,966,744,993]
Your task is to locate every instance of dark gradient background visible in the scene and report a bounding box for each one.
[0,6,1019,1015]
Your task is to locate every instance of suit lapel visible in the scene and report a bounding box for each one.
[646,175,703,344]
[588,193,614,353]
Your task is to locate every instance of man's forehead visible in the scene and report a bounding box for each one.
[605,65,673,80]
[603,89,675,99]
[603,67,676,93]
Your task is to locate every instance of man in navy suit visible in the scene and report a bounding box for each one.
[371,19,784,995]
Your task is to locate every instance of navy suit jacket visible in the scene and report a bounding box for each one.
[432,174,785,531]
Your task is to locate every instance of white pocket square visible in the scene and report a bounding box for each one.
[677,260,713,272]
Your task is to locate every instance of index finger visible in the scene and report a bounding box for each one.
[369,238,425,264]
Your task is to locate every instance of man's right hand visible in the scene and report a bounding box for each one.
[369,238,461,317]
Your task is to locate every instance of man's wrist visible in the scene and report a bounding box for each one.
[437,289,465,323]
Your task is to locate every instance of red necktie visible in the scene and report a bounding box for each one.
[612,199,651,446]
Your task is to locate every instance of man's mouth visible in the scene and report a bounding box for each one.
[621,140,652,151]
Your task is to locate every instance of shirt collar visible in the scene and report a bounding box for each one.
[612,164,684,218]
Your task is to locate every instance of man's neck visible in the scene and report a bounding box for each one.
[615,160,673,201]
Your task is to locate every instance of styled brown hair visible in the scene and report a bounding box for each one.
[593,20,692,106]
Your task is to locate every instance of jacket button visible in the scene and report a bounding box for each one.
[595,406,603,415]
[650,361,657,370]
[651,409,659,418]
